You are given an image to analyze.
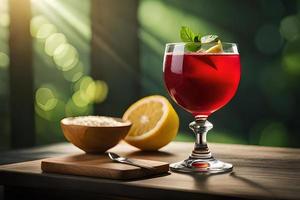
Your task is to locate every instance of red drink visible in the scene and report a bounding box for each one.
[163,53,240,117]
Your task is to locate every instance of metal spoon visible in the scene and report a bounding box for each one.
[107,152,155,170]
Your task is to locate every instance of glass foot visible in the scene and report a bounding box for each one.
[170,157,233,174]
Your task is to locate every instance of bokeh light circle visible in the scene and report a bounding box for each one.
[0,52,9,69]
[78,76,93,92]
[45,33,67,56]
[86,80,108,103]
[65,99,92,117]
[30,15,49,37]
[36,23,57,41]
[280,15,300,41]
[72,91,90,107]
[283,38,300,75]
[63,62,84,82]
[35,99,65,121]
[255,24,283,54]
[35,87,58,111]
[53,43,79,71]
[72,76,109,104]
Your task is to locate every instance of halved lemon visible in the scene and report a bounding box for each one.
[206,40,223,53]
[123,95,179,151]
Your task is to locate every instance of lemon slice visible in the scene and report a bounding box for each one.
[123,95,179,151]
[206,40,223,53]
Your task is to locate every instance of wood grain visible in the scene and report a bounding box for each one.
[41,154,169,180]
[1,142,300,200]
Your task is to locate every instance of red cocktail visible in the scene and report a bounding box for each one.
[163,42,241,173]
[164,53,240,117]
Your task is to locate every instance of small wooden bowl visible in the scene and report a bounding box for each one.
[61,116,132,153]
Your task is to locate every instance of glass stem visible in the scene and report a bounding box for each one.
[189,117,213,159]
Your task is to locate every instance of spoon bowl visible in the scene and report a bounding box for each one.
[107,152,155,170]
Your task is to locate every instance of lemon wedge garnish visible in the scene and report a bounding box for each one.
[206,40,223,53]
[123,95,179,151]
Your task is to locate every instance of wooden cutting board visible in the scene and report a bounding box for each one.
[41,154,169,180]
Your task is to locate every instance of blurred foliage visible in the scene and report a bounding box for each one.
[31,0,108,145]
[139,0,300,147]
[31,0,90,145]
[1,0,300,150]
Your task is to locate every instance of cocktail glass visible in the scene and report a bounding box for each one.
[163,42,240,173]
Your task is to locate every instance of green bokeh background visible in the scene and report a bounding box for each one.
[139,0,300,147]
[1,0,300,150]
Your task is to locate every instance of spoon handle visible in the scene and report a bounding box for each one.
[120,158,155,170]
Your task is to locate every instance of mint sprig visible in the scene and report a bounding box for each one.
[180,26,220,52]
[180,26,201,51]
[180,26,195,42]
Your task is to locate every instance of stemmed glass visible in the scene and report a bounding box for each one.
[163,42,241,173]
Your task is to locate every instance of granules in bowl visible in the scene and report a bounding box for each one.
[62,116,127,127]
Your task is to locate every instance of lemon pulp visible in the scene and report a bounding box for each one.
[123,95,179,151]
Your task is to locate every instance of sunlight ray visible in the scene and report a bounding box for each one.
[93,34,161,90]
[32,1,89,52]
[43,0,91,39]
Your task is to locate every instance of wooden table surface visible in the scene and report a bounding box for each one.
[0,141,300,200]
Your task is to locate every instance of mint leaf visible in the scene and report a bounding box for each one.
[186,43,201,52]
[179,26,220,52]
[180,26,195,42]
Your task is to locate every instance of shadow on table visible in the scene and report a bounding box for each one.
[124,172,172,182]
[179,170,229,190]
[230,172,275,197]
[186,171,275,198]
